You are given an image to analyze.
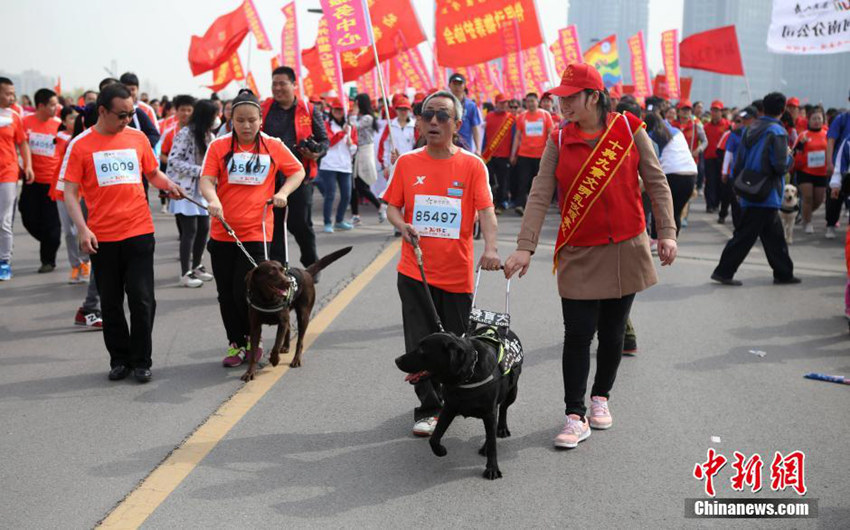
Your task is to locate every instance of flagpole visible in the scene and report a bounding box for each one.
[362,0,397,154]
[245,33,253,89]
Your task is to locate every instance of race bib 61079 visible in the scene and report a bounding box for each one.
[28,132,56,157]
[92,149,141,187]
[227,152,271,185]
[412,194,462,240]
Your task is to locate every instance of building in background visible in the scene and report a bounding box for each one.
[568,0,650,86]
[683,0,850,109]
[0,69,53,100]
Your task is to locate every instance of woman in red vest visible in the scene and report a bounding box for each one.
[504,64,677,450]
[793,107,828,234]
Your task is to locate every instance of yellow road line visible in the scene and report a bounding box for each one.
[98,240,401,529]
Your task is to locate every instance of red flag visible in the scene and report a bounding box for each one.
[208,53,246,92]
[436,0,543,67]
[54,76,61,95]
[627,31,652,98]
[280,2,301,70]
[246,71,261,98]
[653,75,692,100]
[188,4,251,76]
[660,29,680,99]
[320,0,372,51]
[679,25,744,76]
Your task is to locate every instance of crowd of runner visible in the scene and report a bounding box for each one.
[0,68,848,437]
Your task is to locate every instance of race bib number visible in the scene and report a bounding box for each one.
[28,132,56,157]
[807,150,825,168]
[412,194,462,240]
[92,149,141,187]
[0,111,13,128]
[227,152,271,185]
[525,120,544,137]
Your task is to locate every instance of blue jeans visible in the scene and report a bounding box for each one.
[318,169,352,225]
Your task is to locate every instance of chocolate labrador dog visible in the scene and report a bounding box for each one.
[242,246,352,382]
[395,329,523,479]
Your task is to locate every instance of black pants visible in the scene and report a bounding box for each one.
[704,157,723,211]
[18,182,60,266]
[487,157,511,205]
[208,239,266,348]
[271,180,317,267]
[561,294,635,418]
[398,273,472,421]
[350,176,381,215]
[514,156,541,208]
[718,177,742,227]
[713,207,795,281]
[651,173,695,238]
[90,233,156,369]
[825,190,848,227]
[175,214,209,275]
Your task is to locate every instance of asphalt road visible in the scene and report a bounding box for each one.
[0,186,847,529]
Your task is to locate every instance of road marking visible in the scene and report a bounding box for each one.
[98,240,402,529]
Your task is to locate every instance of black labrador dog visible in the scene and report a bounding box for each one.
[395,329,522,479]
[241,246,352,382]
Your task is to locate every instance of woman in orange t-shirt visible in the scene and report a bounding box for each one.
[792,108,828,233]
[200,89,305,368]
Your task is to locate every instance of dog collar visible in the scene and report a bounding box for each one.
[246,272,298,313]
[457,374,494,389]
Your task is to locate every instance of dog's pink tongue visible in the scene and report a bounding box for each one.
[405,371,429,384]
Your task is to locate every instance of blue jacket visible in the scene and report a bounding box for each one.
[734,117,791,209]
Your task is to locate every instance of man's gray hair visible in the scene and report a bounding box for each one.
[421,90,463,121]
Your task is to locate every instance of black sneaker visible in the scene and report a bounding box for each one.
[133,368,152,383]
[774,276,802,285]
[711,273,742,286]
[622,339,638,356]
[108,365,131,381]
[38,263,56,273]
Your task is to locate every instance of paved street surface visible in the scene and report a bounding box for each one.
[1,186,848,529]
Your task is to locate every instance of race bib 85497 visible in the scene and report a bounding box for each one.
[227,152,271,185]
[92,149,141,187]
[412,194,462,240]
[28,132,56,157]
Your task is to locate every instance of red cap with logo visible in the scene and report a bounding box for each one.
[710,100,724,110]
[394,96,412,109]
[548,63,604,98]
[787,97,800,107]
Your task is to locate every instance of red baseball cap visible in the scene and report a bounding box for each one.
[494,93,509,104]
[394,96,412,109]
[327,97,343,109]
[548,63,604,98]
[413,91,426,104]
[308,94,322,103]
[787,97,800,107]
[677,99,693,109]
[710,100,724,110]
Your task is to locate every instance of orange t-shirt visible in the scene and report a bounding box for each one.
[202,132,304,243]
[160,126,178,158]
[794,128,828,176]
[49,132,73,201]
[0,108,26,182]
[516,109,554,159]
[381,147,493,294]
[60,127,158,242]
[23,115,62,184]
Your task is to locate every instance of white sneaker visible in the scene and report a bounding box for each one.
[825,226,836,239]
[804,223,814,234]
[378,204,387,223]
[180,271,203,288]
[160,204,168,214]
[351,215,362,226]
[192,265,214,282]
[412,416,438,437]
[553,415,591,449]
[588,396,613,430]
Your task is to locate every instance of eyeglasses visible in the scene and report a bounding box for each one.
[420,109,454,123]
[107,108,135,120]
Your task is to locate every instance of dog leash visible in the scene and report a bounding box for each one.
[410,236,445,333]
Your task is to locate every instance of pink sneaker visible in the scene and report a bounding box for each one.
[589,396,613,430]
[554,415,590,449]
[222,343,245,367]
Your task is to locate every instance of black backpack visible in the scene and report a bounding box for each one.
[733,128,782,202]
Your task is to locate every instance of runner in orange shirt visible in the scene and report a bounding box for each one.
[20,88,62,273]
[482,93,516,213]
[510,92,554,215]
[61,83,185,383]
[0,76,34,280]
[382,89,501,437]
[200,89,305,368]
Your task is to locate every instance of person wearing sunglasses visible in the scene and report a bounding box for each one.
[60,83,187,384]
[382,90,501,438]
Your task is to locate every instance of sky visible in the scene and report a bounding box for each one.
[1,0,683,98]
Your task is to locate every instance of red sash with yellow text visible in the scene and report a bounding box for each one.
[553,113,639,271]
[481,113,515,163]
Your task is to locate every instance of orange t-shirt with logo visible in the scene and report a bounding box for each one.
[60,127,158,242]
[202,132,304,243]
[381,147,493,294]
[0,108,26,182]
[23,115,62,184]
[516,109,554,159]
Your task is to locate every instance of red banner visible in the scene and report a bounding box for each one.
[407,46,433,90]
[320,0,372,51]
[653,74,692,100]
[550,25,582,75]
[54,76,61,96]
[280,2,301,72]
[522,45,549,96]
[436,0,544,67]
[188,4,251,76]
[661,29,680,99]
[627,31,651,98]
[208,53,246,92]
[357,68,379,99]
[243,0,272,50]
[246,71,261,98]
[679,25,744,76]
[393,49,429,92]
[302,43,335,95]
[433,51,447,89]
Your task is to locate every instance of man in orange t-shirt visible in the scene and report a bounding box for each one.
[0,76,34,280]
[61,84,184,383]
[382,90,501,437]
[20,88,63,272]
[510,92,554,215]
[482,93,516,213]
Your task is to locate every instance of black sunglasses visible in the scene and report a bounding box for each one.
[107,108,135,120]
[420,109,454,123]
